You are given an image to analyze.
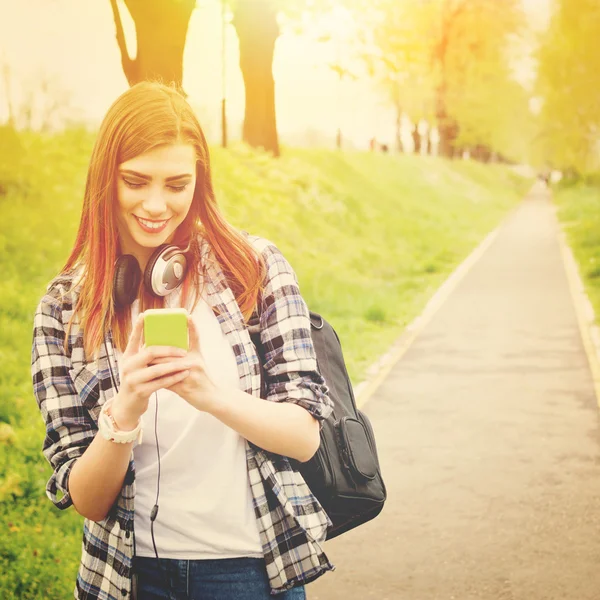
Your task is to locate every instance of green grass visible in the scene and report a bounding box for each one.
[0,128,530,598]
[554,183,600,320]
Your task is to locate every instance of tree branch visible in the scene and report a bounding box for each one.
[109,0,136,85]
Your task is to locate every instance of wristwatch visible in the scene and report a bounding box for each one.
[99,399,143,445]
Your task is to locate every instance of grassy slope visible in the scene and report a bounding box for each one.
[0,130,530,598]
[554,184,600,321]
[214,144,529,383]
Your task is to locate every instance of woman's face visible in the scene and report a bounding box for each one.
[115,143,197,262]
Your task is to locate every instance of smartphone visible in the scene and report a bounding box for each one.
[143,308,189,350]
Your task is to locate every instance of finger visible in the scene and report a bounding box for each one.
[143,369,190,396]
[188,316,201,353]
[123,313,145,358]
[129,360,190,387]
[148,356,185,367]
[144,360,191,382]
[149,353,200,366]
[148,356,170,366]
[128,345,187,372]
[143,345,188,361]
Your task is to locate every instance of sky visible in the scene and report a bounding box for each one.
[0,0,552,149]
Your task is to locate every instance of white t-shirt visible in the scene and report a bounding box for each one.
[114,287,263,559]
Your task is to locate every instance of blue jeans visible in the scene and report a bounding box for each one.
[133,556,307,599]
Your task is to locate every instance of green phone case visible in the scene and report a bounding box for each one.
[143,308,189,350]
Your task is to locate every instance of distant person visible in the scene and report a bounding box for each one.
[539,167,551,185]
[412,125,421,154]
[31,81,334,600]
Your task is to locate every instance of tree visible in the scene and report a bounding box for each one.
[428,0,526,158]
[366,0,529,161]
[109,0,196,89]
[365,1,434,152]
[536,0,600,174]
[231,0,280,156]
[229,0,363,156]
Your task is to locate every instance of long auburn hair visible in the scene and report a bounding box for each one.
[61,81,266,360]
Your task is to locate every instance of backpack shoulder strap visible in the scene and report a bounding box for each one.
[247,302,267,398]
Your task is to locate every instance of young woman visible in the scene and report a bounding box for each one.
[31,81,334,600]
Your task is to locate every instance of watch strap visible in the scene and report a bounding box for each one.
[99,399,143,444]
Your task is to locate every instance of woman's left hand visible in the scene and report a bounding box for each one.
[151,315,219,412]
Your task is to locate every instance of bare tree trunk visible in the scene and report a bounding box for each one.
[434,40,459,158]
[395,110,403,153]
[472,144,492,163]
[232,0,280,157]
[1,63,15,126]
[433,0,467,159]
[436,97,459,158]
[110,0,195,89]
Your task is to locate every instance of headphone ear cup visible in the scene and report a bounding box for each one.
[113,255,142,308]
[144,244,188,297]
[143,244,170,297]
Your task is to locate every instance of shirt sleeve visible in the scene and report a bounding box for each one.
[31,293,96,510]
[257,241,334,423]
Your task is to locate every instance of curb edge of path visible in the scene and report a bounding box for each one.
[354,216,505,409]
[555,207,600,406]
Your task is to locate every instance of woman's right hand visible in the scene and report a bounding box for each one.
[111,313,190,430]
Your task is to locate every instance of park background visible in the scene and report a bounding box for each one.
[1,0,600,597]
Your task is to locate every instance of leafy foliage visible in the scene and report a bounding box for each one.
[360,0,532,160]
[536,0,600,174]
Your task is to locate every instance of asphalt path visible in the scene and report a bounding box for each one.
[309,185,600,600]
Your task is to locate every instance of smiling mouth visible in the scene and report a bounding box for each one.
[134,215,170,233]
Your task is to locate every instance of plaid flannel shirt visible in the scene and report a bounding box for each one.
[31,232,335,599]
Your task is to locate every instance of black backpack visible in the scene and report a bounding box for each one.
[249,310,387,540]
